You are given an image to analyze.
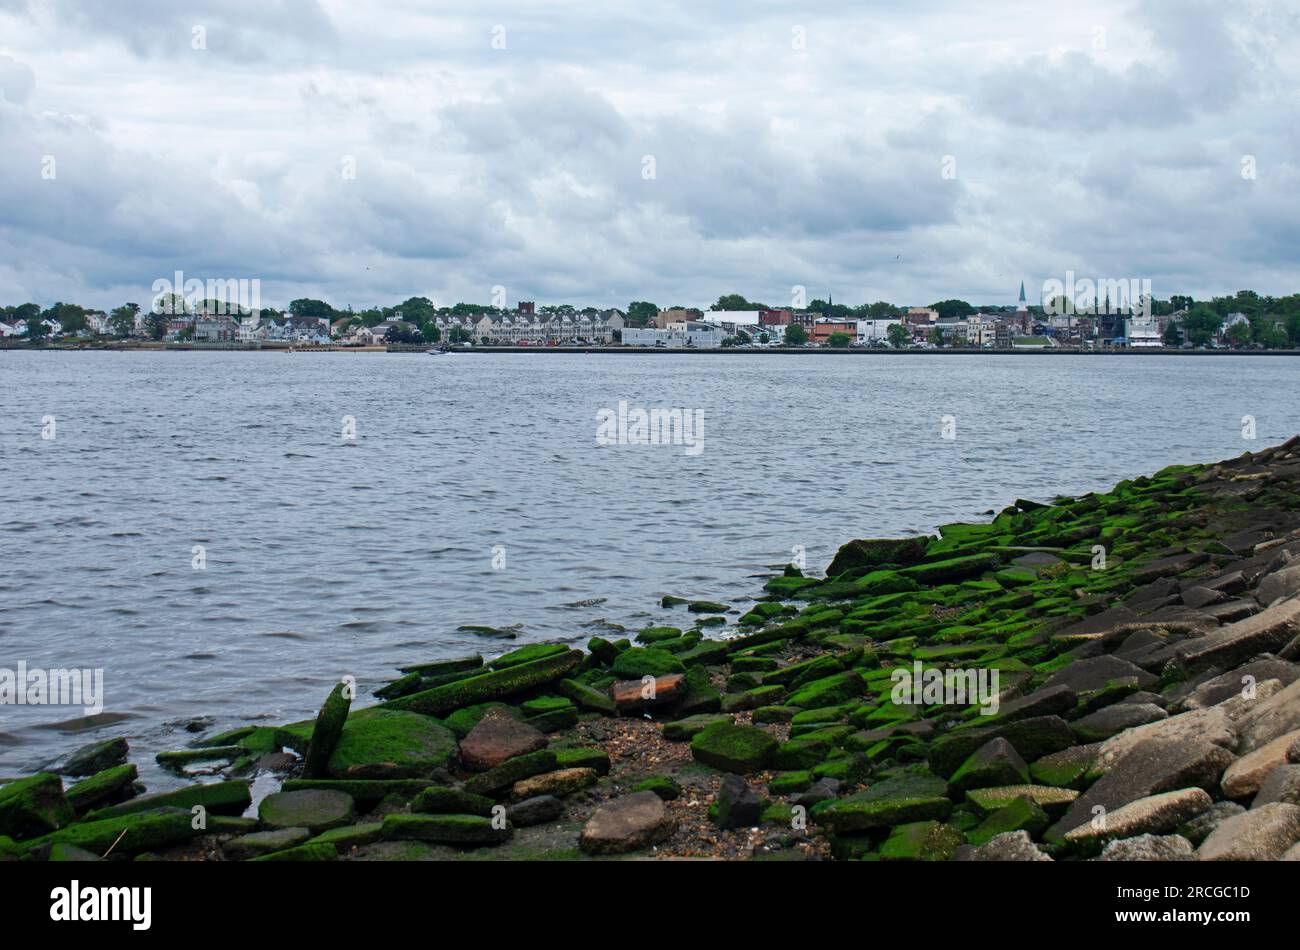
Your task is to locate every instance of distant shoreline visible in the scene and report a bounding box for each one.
[4,343,1300,356]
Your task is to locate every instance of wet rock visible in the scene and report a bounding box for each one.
[579,791,675,855]
[0,774,75,839]
[507,795,564,827]
[968,795,1049,846]
[1098,833,1195,861]
[463,749,557,798]
[879,820,964,861]
[258,790,355,832]
[65,764,137,815]
[223,827,311,860]
[382,813,512,846]
[85,779,251,821]
[1198,802,1300,860]
[716,774,764,829]
[612,674,685,711]
[929,716,1075,778]
[411,786,494,816]
[326,709,458,779]
[381,649,583,716]
[62,737,129,777]
[458,710,547,772]
[690,722,778,774]
[948,737,1030,793]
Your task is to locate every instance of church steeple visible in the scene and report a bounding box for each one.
[1017,281,1027,310]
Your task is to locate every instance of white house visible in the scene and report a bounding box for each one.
[856,317,902,343]
[623,321,723,348]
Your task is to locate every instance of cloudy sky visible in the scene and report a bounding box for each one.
[1,0,1297,312]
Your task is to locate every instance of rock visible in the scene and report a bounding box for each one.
[1235,678,1300,753]
[990,685,1077,723]
[967,795,1050,846]
[929,716,1076,778]
[965,784,1078,816]
[879,820,965,861]
[507,795,564,826]
[691,722,778,774]
[381,649,583,716]
[382,813,512,846]
[0,774,74,839]
[1179,801,1245,845]
[281,778,438,804]
[1063,788,1212,849]
[510,767,597,800]
[554,746,611,775]
[1253,764,1300,807]
[463,749,558,797]
[611,647,686,679]
[48,843,103,861]
[306,822,385,850]
[790,778,841,809]
[22,807,201,856]
[1221,729,1300,797]
[579,792,675,855]
[223,827,312,860]
[64,764,138,814]
[612,674,685,711]
[1098,834,1195,861]
[556,678,617,716]
[326,709,458,779]
[1175,597,1300,673]
[1182,586,1227,609]
[247,841,339,861]
[948,738,1030,793]
[1094,706,1236,774]
[826,537,929,576]
[85,779,250,821]
[1198,802,1300,860]
[1047,737,1235,842]
[258,789,355,832]
[958,830,1052,861]
[1180,658,1300,710]
[62,737,129,777]
[410,786,494,816]
[1256,561,1300,604]
[716,774,764,829]
[661,714,733,742]
[1028,744,1100,789]
[302,682,352,779]
[458,710,547,771]
[813,770,951,832]
[1071,703,1169,743]
[786,670,866,709]
[1043,655,1158,693]
[632,776,681,801]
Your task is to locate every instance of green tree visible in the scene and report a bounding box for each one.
[289,298,334,321]
[421,323,441,344]
[626,301,658,326]
[144,310,169,340]
[398,296,435,324]
[1162,322,1183,347]
[109,303,140,338]
[886,323,909,348]
[827,331,852,348]
[928,327,946,347]
[1224,321,1251,348]
[1182,307,1223,347]
[929,299,975,321]
[783,324,808,346]
[711,294,767,311]
[26,314,49,343]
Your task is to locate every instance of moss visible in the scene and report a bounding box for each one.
[280,779,436,803]
[463,749,557,797]
[610,647,685,678]
[555,679,616,715]
[900,553,1002,586]
[249,842,339,862]
[771,739,829,770]
[24,807,201,856]
[382,813,511,846]
[411,786,494,816]
[85,780,250,822]
[194,726,256,748]
[303,682,352,779]
[967,795,1049,846]
[765,654,844,688]
[0,773,74,839]
[768,771,814,795]
[381,649,583,716]
[326,708,457,778]
[306,823,385,850]
[632,776,681,800]
[752,705,799,724]
[879,820,965,861]
[662,713,733,742]
[786,671,866,710]
[65,764,138,814]
[443,702,518,739]
[553,746,611,775]
[690,722,779,774]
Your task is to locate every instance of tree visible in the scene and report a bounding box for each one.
[421,323,441,344]
[1182,307,1223,347]
[626,301,658,326]
[827,332,852,348]
[144,310,169,340]
[44,302,88,335]
[109,303,140,338]
[711,294,767,311]
[929,299,975,321]
[928,327,946,347]
[1162,322,1183,347]
[398,297,435,324]
[886,323,909,348]
[26,314,49,343]
[783,324,808,346]
[758,331,770,344]
[448,325,472,344]
[289,298,334,321]
[1224,321,1252,348]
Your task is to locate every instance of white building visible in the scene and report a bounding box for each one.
[623,321,724,348]
[1125,319,1163,348]
[856,318,902,343]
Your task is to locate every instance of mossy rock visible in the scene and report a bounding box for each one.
[556,679,616,715]
[633,776,682,800]
[0,773,75,840]
[690,722,778,774]
[768,771,815,795]
[381,650,582,716]
[306,822,385,850]
[303,682,352,779]
[610,647,686,679]
[463,749,557,797]
[662,714,733,742]
[900,553,1001,586]
[382,813,511,846]
[752,705,799,724]
[85,780,250,822]
[636,626,683,643]
[443,702,519,739]
[411,786,494,816]
[964,784,1078,816]
[765,654,844,688]
[326,709,457,778]
[967,794,1050,846]
[249,842,339,862]
[879,820,965,861]
[259,789,355,832]
[24,807,201,856]
[786,671,866,710]
[280,778,437,803]
[65,764,138,815]
[553,746,611,775]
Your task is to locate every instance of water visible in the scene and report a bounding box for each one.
[2,350,1298,782]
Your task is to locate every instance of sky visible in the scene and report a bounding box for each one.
[0,0,1297,312]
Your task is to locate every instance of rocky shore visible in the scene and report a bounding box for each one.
[6,438,1300,862]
